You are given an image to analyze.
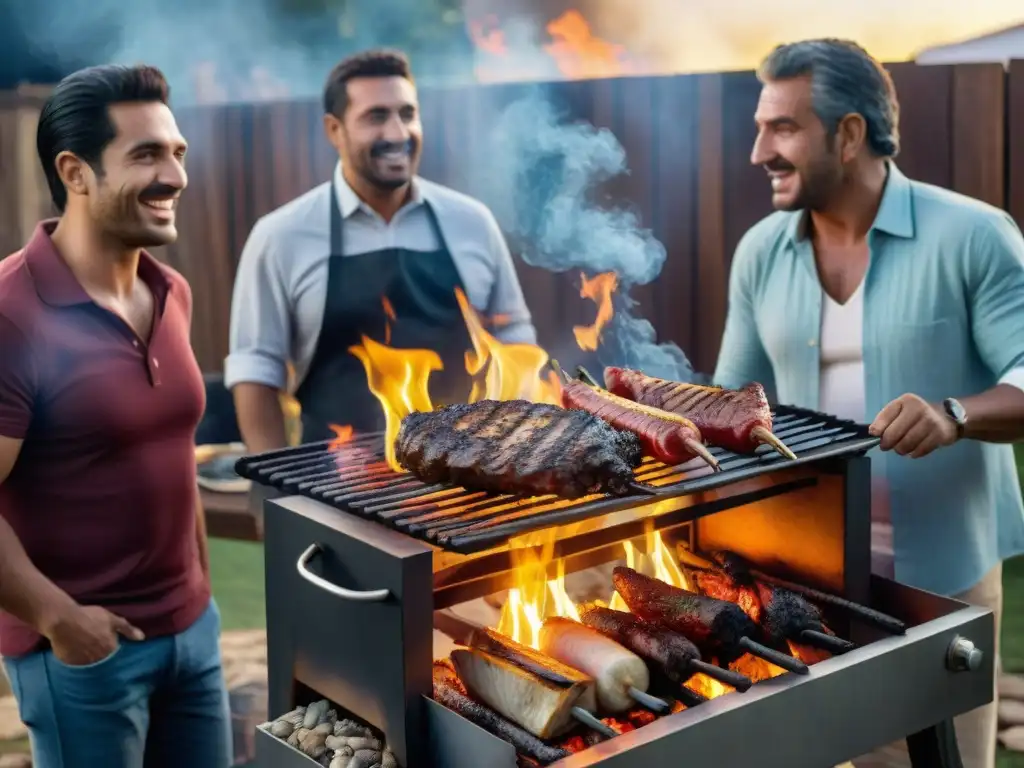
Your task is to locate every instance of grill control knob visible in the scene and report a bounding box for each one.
[946,636,983,672]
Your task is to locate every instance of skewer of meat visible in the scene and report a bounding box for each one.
[550,361,720,472]
[598,366,797,460]
[538,617,670,714]
[433,660,570,765]
[680,549,855,656]
[612,566,809,675]
[747,567,907,635]
[578,604,753,691]
[460,628,617,738]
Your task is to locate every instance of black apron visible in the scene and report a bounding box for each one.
[294,181,475,441]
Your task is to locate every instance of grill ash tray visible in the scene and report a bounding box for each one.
[236,405,879,555]
[424,578,994,768]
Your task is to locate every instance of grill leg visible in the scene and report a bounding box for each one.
[906,720,963,768]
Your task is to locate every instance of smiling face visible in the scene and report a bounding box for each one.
[324,75,422,191]
[750,76,844,212]
[60,101,188,247]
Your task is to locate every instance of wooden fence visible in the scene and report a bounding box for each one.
[0,62,1013,374]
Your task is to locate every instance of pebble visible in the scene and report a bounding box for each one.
[999,698,1024,728]
[1000,673,1024,701]
[999,725,1024,753]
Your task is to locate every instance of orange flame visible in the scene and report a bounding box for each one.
[544,10,633,80]
[457,287,562,405]
[573,271,618,351]
[327,424,354,451]
[348,335,442,472]
[468,9,632,83]
[382,297,397,345]
[349,289,563,471]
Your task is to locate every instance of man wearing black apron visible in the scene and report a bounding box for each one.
[225,49,537,450]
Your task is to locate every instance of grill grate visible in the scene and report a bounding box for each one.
[235,405,879,554]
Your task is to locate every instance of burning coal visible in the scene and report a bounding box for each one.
[472,93,700,383]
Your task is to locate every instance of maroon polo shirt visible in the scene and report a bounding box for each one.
[0,221,209,657]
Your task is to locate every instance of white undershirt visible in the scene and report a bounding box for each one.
[819,283,866,423]
[818,283,896,577]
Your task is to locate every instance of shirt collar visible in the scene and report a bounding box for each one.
[24,219,172,308]
[785,161,916,244]
[333,162,425,220]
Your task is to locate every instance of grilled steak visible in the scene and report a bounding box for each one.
[395,400,643,498]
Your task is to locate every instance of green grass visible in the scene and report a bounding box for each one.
[209,537,265,631]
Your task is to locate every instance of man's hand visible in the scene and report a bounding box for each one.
[43,604,145,667]
[869,393,959,459]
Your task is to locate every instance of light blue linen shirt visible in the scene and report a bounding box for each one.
[714,163,1024,596]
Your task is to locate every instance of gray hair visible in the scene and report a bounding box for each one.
[757,39,900,158]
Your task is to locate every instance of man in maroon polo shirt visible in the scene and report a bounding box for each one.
[0,64,230,767]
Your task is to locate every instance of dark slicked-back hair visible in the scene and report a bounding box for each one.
[36,64,170,212]
[323,49,414,118]
[758,39,900,158]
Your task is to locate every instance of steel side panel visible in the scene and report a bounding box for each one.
[264,496,435,768]
[255,728,321,768]
[548,604,994,768]
[424,696,519,768]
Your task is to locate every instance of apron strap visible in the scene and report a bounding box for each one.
[329,178,344,258]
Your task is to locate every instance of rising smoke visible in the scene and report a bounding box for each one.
[2,0,476,100]
[473,93,699,382]
[5,1,700,380]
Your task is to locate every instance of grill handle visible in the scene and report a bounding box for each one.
[296,544,391,602]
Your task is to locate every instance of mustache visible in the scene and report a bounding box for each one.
[139,183,181,200]
[370,139,415,158]
[763,158,796,172]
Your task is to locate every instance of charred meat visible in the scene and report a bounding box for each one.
[603,367,796,460]
[395,400,643,498]
[558,377,719,471]
[698,551,853,655]
[612,566,761,663]
[612,566,808,674]
[578,604,752,691]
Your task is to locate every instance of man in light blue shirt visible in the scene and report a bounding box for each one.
[715,39,1024,768]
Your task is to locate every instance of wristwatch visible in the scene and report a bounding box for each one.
[942,397,968,440]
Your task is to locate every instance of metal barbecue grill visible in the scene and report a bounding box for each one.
[247,403,995,768]
[235,405,878,554]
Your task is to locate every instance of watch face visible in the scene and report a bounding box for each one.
[945,398,967,424]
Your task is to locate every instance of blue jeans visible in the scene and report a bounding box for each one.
[3,599,231,768]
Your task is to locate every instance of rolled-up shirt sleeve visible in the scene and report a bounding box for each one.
[482,210,537,345]
[223,218,292,391]
[0,315,36,440]
[967,212,1024,383]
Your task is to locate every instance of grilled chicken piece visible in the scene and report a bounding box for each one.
[538,617,652,713]
[432,660,570,765]
[395,400,643,498]
[603,367,796,459]
[450,646,596,740]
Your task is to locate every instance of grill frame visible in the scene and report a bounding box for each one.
[235,404,880,554]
